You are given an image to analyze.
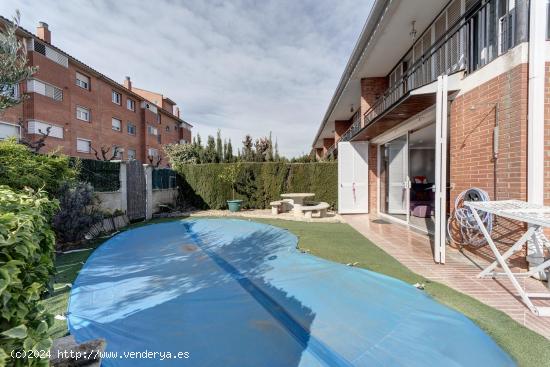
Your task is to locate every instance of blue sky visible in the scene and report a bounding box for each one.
[1,0,373,157]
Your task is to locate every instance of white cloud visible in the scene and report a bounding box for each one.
[2,0,373,157]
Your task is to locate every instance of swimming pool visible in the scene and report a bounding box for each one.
[68,218,515,366]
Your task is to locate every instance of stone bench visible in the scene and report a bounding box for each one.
[299,202,330,218]
[270,199,293,215]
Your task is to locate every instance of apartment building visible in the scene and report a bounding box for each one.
[312,0,548,264]
[0,19,192,166]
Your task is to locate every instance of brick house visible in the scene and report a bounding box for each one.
[0,18,192,166]
[312,0,547,264]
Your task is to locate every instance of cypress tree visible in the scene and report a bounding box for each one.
[216,129,223,163]
[227,139,234,162]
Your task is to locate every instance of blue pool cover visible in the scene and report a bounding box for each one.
[68,219,515,366]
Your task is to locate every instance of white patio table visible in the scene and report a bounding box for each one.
[280,193,315,215]
[465,199,550,316]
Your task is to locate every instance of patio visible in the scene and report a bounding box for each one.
[343,214,550,340]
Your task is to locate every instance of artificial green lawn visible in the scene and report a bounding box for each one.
[42,217,550,367]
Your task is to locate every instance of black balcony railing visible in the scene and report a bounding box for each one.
[328,0,520,154]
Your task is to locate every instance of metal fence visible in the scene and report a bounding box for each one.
[152,168,178,190]
[72,158,120,192]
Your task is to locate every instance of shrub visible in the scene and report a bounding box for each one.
[52,182,103,245]
[0,139,76,195]
[164,143,198,168]
[0,186,57,366]
[174,162,338,210]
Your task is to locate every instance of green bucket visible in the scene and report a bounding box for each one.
[227,200,243,212]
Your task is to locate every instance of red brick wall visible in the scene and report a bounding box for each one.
[360,77,388,127]
[180,125,192,144]
[449,63,529,206]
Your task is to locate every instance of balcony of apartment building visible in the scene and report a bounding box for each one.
[324,0,526,159]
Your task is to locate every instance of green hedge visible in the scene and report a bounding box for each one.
[175,162,337,210]
[0,186,57,366]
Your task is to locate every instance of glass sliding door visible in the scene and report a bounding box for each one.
[408,124,436,234]
[378,123,436,234]
[380,134,409,223]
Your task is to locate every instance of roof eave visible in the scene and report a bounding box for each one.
[311,0,391,147]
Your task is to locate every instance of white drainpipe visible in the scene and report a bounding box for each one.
[527,0,546,272]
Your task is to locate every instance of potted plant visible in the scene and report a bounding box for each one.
[219,163,243,212]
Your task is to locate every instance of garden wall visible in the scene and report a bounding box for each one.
[175,162,338,210]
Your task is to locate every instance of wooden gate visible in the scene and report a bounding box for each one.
[126,160,146,220]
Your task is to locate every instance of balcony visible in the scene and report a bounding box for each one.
[326,0,520,157]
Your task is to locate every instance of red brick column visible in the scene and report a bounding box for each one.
[334,120,352,141]
[361,78,388,127]
[322,138,335,156]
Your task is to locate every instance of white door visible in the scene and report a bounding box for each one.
[338,141,369,214]
[434,75,448,264]
[387,135,409,215]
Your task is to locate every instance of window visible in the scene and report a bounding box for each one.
[113,146,123,159]
[76,138,91,153]
[141,101,158,113]
[0,122,20,140]
[165,126,170,132]
[76,106,90,121]
[148,148,158,157]
[127,99,135,111]
[76,72,90,90]
[0,84,19,99]
[127,122,136,135]
[27,120,63,138]
[112,90,121,105]
[27,79,63,101]
[112,118,122,131]
[147,125,158,135]
[127,148,137,160]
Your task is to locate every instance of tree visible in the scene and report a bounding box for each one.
[226,139,234,163]
[147,154,162,167]
[254,137,270,162]
[193,134,205,163]
[216,129,223,163]
[164,143,198,169]
[242,135,254,162]
[91,145,121,161]
[266,132,274,162]
[274,139,280,162]
[204,135,217,163]
[17,118,51,152]
[0,11,37,113]
[218,162,242,200]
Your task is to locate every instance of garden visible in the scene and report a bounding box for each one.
[2,136,550,366]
